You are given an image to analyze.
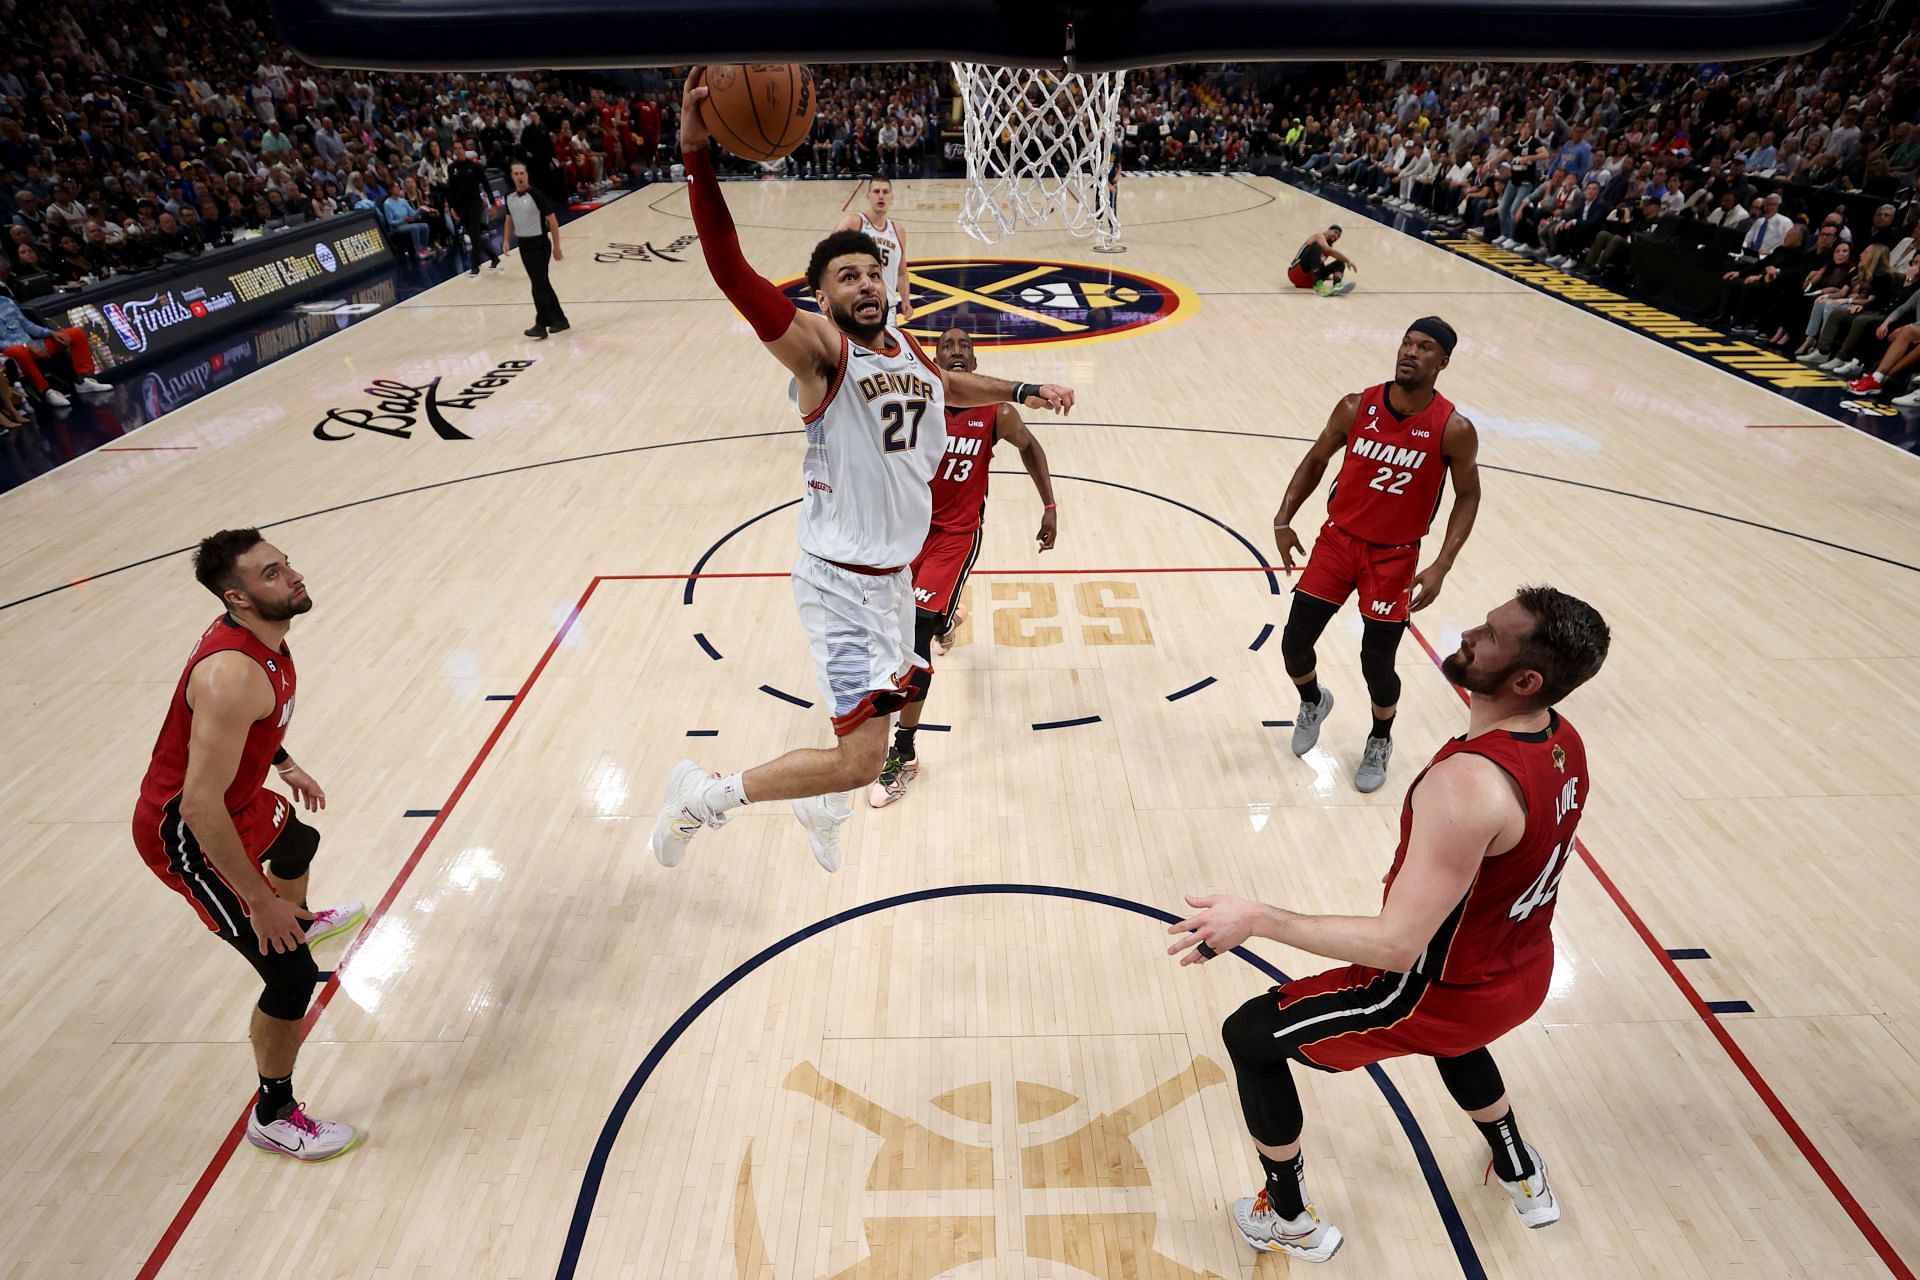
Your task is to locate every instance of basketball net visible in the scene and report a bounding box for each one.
[952,63,1124,247]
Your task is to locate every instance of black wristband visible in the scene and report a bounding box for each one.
[273,747,290,766]
[1013,381,1039,404]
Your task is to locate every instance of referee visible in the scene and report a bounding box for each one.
[504,162,570,339]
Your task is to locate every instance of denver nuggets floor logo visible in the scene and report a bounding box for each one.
[779,258,1195,348]
[732,1056,1226,1277]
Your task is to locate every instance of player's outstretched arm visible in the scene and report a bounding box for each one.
[1272,392,1358,567]
[996,403,1057,550]
[680,68,840,391]
[945,368,1074,414]
[1167,754,1514,971]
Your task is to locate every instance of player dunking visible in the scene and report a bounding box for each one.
[1287,225,1356,296]
[1171,586,1610,1262]
[831,175,912,321]
[869,326,1059,809]
[133,530,364,1161]
[650,68,1074,872]
[1273,317,1480,793]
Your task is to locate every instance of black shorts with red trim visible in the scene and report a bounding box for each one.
[910,525,982,632]
[1244,961,1547,1072]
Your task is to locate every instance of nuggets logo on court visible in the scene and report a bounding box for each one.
[780,258,1194,348]
[732,1056,1225,1277]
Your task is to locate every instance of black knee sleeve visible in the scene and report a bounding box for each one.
[1281,592,1339,680]
[255,944,321,1021]
[1359,617,1406,709]
[907,610,942,700]
[263,811,319,880]
[1435,1047,1507,1113]
[1222,993,1307,1147]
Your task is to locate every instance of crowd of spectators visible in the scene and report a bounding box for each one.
[1117,67,1270,171]
[1266,16,1920,397]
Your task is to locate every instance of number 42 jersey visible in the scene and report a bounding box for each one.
[799,324,948,569]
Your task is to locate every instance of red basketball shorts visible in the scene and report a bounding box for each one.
[1294,520,1419,624]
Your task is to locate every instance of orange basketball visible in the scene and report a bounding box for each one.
[699,64,817,163]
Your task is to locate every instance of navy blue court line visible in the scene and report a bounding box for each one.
[686,729,718,737]
[1665,947,1712,960]
[1706,999,1755,1014]
[484,694,515,702]
[1033,714,1103,730]
[315,970,334,980]
[403,809,439,818]
[1166,676,1217,702]
[552,883,1483,1280]
[683,499,801,605]
[693,632,722,660]
[758,684,813,709]
[1262,719,1295,727]
[918,723,952,732]
[1251,622,1274,651]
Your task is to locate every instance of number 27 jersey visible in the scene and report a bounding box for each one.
[1326,382,1455,546]
[800,325,948,569]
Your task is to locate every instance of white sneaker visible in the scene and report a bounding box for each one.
[43,389,71,408]
[245,1103,359,1161]
[305,900,365,944]
[1354,735,1394,793]
[1232,1189,1344,1263]
[1493,1142,1561,1228]
[75,377,112,394]
[792,790,851,871]
[1893,388,1920,408]
[1796,350,1830,366]
[1291,688,1334,756]
[1829,359,1864,378]
[648,759,725,867]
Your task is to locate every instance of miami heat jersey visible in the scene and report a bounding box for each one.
[800,325,948,568]
[1385,711,1589,988]
[1327,382,1455,546]
[859,213,903,306]
[137,615,297,817]
[930,404,996,533]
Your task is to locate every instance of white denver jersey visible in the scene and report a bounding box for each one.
[858,213,904,306]
[800,325,947,568]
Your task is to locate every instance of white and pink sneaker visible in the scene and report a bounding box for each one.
[245,1103,360,1161]
[304,901,366,945]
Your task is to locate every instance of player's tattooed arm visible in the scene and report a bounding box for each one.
[1410,411,1481,613]
[1272,392,1358,568]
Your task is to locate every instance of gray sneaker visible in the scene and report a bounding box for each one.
[1232,1189,1344,1262]
[1354,735,1394,793]
[1291,688,1334,756]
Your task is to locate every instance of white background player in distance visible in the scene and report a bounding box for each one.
[654,66,1075,873]
[832,176,912,322]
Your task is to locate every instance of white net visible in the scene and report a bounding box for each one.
[952,63,1124,247]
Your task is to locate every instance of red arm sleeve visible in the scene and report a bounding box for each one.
[683,146,797,342]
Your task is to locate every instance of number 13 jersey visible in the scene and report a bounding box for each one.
[1326,382,1455,546]
[800,325,949,569]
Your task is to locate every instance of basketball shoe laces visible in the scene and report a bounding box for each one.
[283,1105,323,1137]
[1249,1189,1319,1241]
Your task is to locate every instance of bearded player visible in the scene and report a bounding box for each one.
[1272,317,1480,793]
[1171,586,1610,1262]
[869,326,1059,808]
[831,175,911,321]
[133,530,364,1161]
[650,68,1074,872]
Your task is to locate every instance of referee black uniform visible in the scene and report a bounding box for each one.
[504,170,569,338]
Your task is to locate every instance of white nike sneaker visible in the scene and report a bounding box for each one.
[1493,1142,1561,1228]
[75,376,112,395]
[648,759,726,868]
[793,791,852,871]
[304,900,366,944]
[245,1103,359,1162]
[1232,1189,1344,1263]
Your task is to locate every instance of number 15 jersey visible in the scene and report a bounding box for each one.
[1326,382,1455,547]
[800,325,949,569]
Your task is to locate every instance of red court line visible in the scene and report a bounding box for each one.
[1402,621,1914,1280]
[136,577,605,1280]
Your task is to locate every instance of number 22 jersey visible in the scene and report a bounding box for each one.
[1326,382,1455,547]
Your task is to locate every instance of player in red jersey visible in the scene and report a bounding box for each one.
[869,326,1058,808]
[1170,585,1610,1263]
[132,529,363,1162]
[1272,316,1480,793]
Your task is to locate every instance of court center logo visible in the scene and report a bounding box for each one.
[312,359,536,441]
[732,1055,1226,1277]
[779,257,1195,348]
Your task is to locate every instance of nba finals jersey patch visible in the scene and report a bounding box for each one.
[781,258,1195,348]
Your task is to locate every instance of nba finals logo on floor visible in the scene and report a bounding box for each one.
[780,258,1195,348]
[731,1055,1225,1277]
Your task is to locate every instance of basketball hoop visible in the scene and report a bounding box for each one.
[952,63,1123,246]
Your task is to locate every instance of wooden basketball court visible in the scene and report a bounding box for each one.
[2,175,1916,1279]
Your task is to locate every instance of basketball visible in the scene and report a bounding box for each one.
[700,63,817,162]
